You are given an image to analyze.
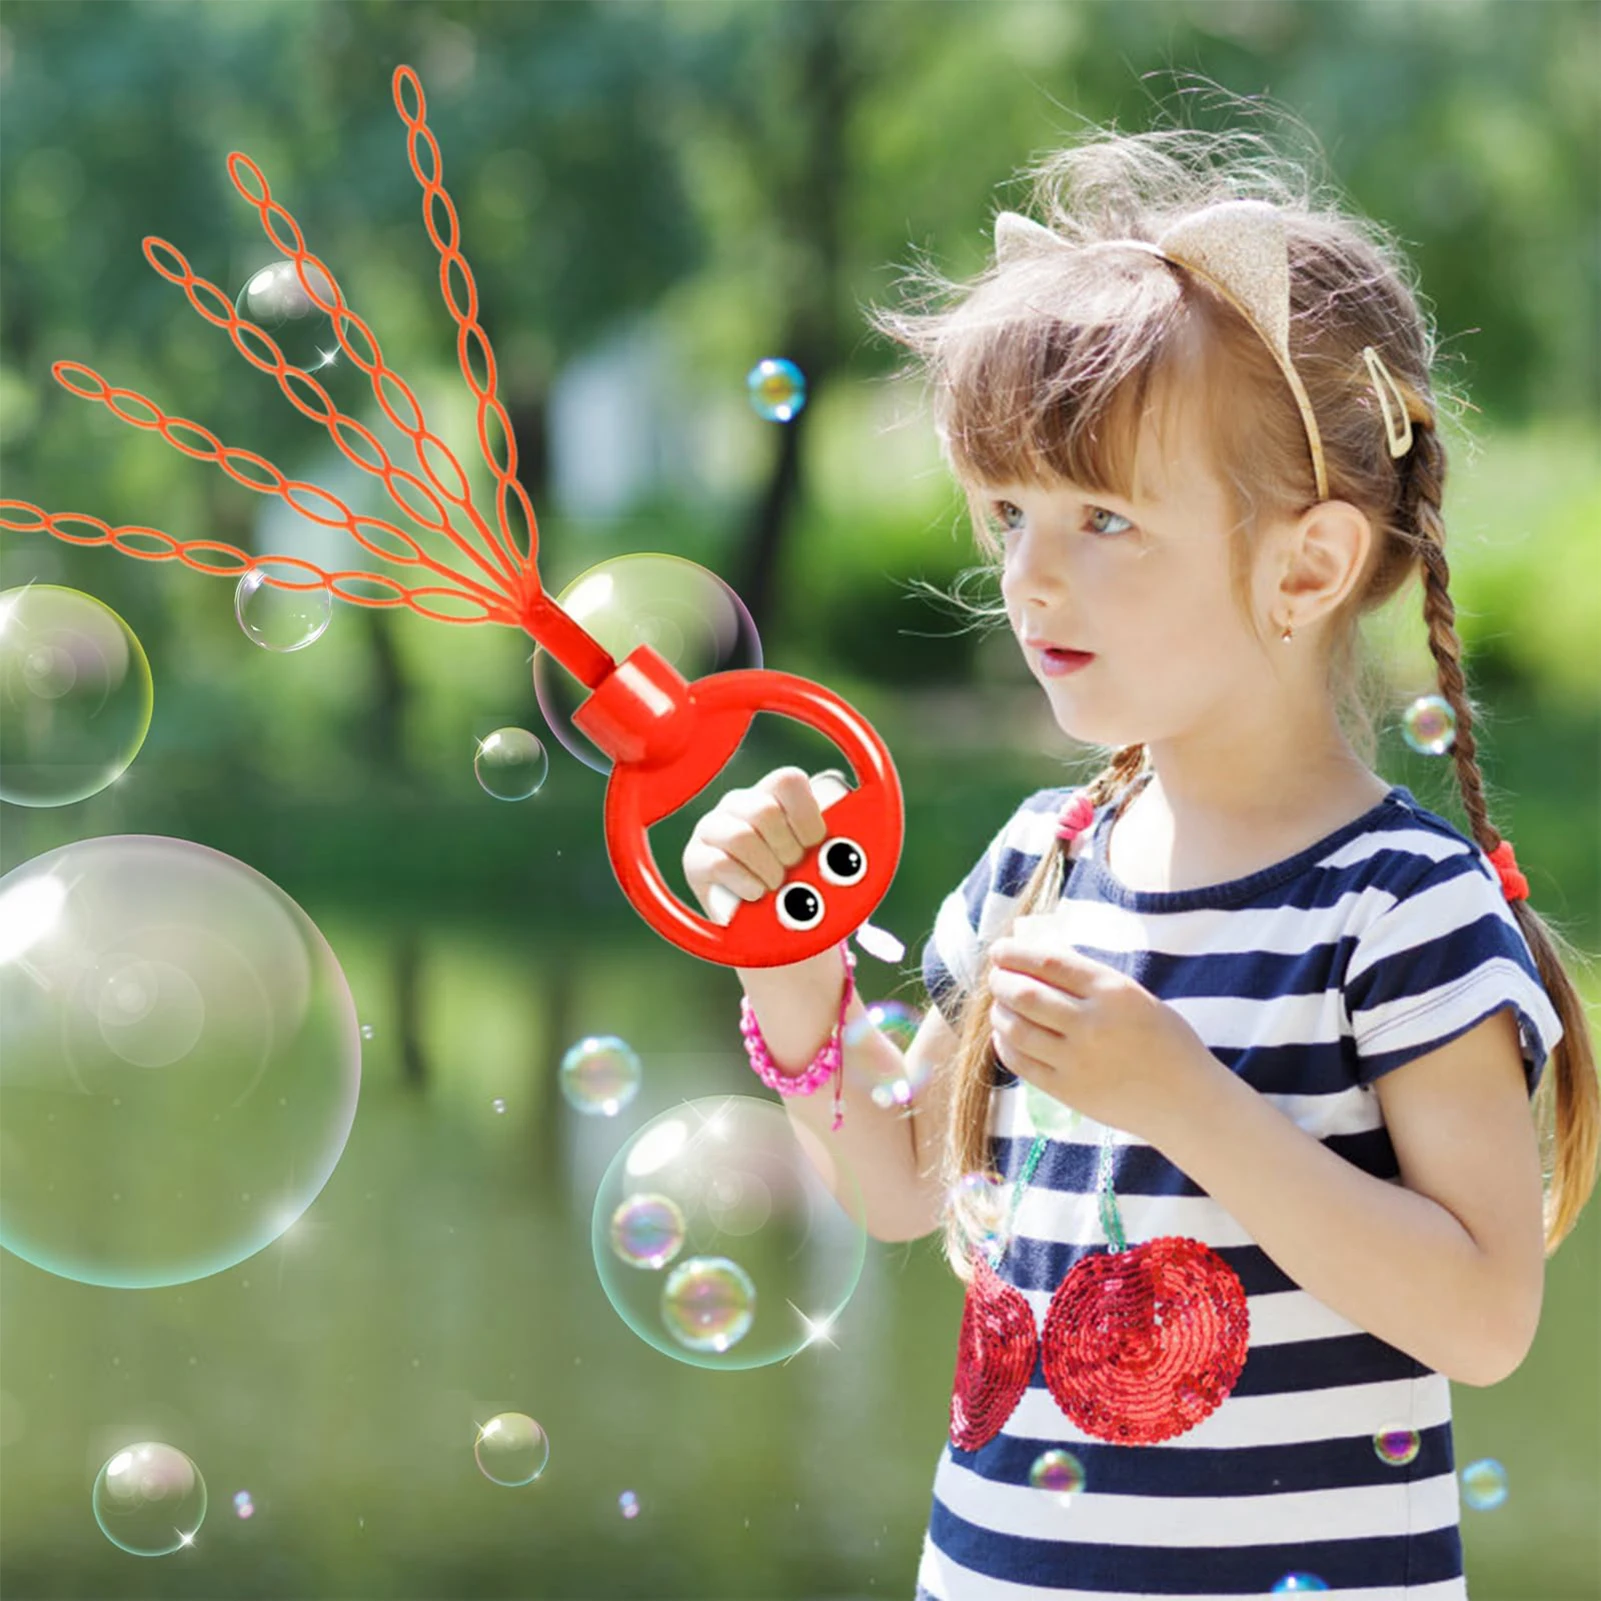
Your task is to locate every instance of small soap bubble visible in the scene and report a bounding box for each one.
[1028,1448,1085,1498]
[1271,1578,1329,1595]
[93,1441,207,1556]
[746,357,807,422]
[0,585,154,807]
[845,1000,921,1052]
[1401,694,1456,756]
[845,1000,926,1109]
[492,1097,507,1115]
[1024,1080,1082,1140]
[560,1035,642,1116]
[1460,1457,1508,1511]
[618,1489,640,1519]
[954,1171,1009,1249]
[661,1254,757,1354]
[360,1024,375,1041]
[1373,1426,1421,1467]
[235,260,340,372]
[232,1489,254,1520]
[473,727,549,801]
[474,1412,549,1487]
[235,567,332,653]
[534,554,760,774]
[609,1192,687,1271]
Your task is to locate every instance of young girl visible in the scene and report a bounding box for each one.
[683,125,1597,1598]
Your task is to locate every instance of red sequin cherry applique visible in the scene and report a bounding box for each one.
[950,1253,1038,1451]
[1041,1236,1249,1445]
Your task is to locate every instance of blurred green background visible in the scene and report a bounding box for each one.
[1,1,1596,1597]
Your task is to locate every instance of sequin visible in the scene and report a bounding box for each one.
[949,1254,1038,1451]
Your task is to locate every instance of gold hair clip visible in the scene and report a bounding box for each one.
[1361,345,1415,459]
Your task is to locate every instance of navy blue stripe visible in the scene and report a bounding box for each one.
[1006,1237,1299,1298]
[1349,906,1541,1017]
[927,1500,1463,1592]
[957,1422,1453,1498]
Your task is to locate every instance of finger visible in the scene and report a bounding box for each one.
[702,796,796,891]
[685,821,781,903]
[990,935,1098,996]
[733,782,815,881]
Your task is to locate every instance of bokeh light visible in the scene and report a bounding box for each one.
[0,837,361,1287]
[234,260,340,373]
[619,1489,640,1519]
[591,1095,866,1369]
[1400,693,1456,756]
[232,1490,254,1520]
[0,585,153,807]
[473,727,549,801]
[559,1035,642,1117]
[92,1442,207,1556]
[1373,1426,1421,1467]
[473,1413,549,1487]
[234,567,333,653]
[1461,1456,1508,1510]
[746,357,807,422]
[1271,1578,1329,1595]
[532,554,760,774]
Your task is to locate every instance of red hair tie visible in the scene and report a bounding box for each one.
[1488,840,1529,902]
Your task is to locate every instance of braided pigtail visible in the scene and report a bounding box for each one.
[1405,428,1599,1252]
[939,744,1149,1276]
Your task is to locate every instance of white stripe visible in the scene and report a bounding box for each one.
[1004,1373,1451,1450]
[1003,1284,1367,1348]
[917,1530,1467,1601]
[1345,863,1510,984]
[933,1453,1460,1547]
[1353,958,1560,1059]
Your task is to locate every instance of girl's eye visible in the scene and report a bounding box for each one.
[993,501,1025,532]
[1087,506,1133,537]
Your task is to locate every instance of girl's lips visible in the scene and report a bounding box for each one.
[1038,647,1094,677]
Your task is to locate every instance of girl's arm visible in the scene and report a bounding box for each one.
[1153,1006,1545,1386]
[738,950,957,1243]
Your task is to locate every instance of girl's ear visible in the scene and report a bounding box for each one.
[1274,499,1374,624]
[994,212,1065,264]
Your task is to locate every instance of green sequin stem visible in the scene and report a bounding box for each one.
[986,1134,1048,1268]
[1096,1126,1127,1253]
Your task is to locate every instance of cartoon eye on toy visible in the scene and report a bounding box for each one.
[775,882,826,931]
[0,64,905,970]
[817,838,867,887]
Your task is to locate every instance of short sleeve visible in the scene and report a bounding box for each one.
[1343,849,1563,1092]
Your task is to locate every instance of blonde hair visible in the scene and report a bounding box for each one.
[875,117,1598,1266]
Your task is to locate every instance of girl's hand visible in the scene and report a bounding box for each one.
[986,913,1222,1144]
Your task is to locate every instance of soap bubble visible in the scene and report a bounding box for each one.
[233,1489,254,1519]
[1460,1457,1508,1510]
[609,1192,687,1270]
[533,554,760,774]
[619,1489,640,1519]
[845,1000,926,1108]
[473,1413,549,1487]
[1271,1578,1329,1596]
[1028,1448,1085,1498]
[360,1024,375,1041]
[0,837,360,1288]
[1373,1426,1421,1467]
[0,585,153,807]
[559,1035,642,1117]
[473,727,548,801]
[235,260,341,373]
[92,1442,207,1556]
[746,357,807,422]
[1024,1080,1082,1140]
[492,1097,507,1115]
[234,566,332,653]
[661,1255,757,1354]
[1401,694,1456,756]
[952,1171,1010,1252]
[591,1095,866,1369]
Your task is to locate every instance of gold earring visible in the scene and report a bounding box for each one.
[1280,620,1294,644]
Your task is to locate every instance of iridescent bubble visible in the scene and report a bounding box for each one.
[473,1412,549,1487]
[492,1097,507,1115]
[845,1000,921,1051]
[661,1255,757,1354]
[92,1442,207,1556]
[0,585,153,807]
[1271,1578,1329,1596]
[232,1490,254,1520]
[1024,1080,1082,1140]
[234,567,332,653]
[559,1035,642,1117]
[953,1171,1010,1251]
[1460,1457,1508,1511]
[746,357,807,422]
[619,1489,640,1519]
[1028,1448,1085,1498]
[845,1000,927,1109]
[1401,694,1456,756]
[473,727,548,801]
[1373,1426,1421,1467]
[609,1192,687,1271]
[0,837,360,1288]
[235,260,341,373]
[591,1095,866,1369]
[360,1024,375,1041]
[533,555,760,774]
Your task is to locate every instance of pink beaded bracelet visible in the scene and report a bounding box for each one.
[739,942,857,1131]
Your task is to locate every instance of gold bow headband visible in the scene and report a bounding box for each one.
[994,200,1425,502]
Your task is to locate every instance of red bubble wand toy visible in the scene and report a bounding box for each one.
[0,66,904,969]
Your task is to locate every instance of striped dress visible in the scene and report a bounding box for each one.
[916,781,1562,1600]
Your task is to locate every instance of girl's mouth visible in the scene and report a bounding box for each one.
[1038,647,1095,677]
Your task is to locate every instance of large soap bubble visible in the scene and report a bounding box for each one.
[591,1095,866,1370]
[533,555,760,774]
[0,836,360,1287]
[0,585,154,807]
[93,1441,207,1556]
